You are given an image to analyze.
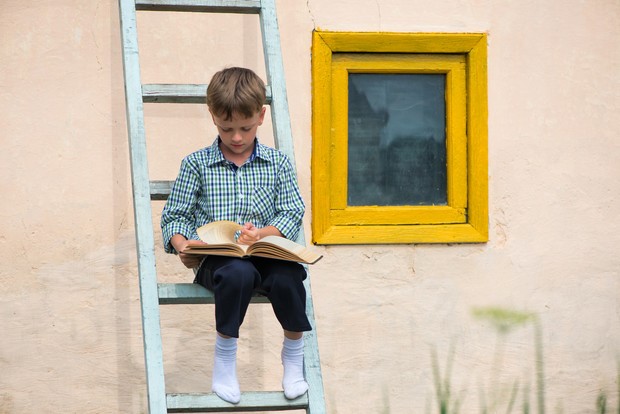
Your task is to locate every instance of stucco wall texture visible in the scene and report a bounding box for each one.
[1,1,619,413]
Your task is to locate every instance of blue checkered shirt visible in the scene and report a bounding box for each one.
[161,138,305,254]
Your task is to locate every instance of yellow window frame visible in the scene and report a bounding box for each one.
[311,32,488,244]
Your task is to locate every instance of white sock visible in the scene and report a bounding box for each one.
[212,335,240,404]
[281,336,308,399]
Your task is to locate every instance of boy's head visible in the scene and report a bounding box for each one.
[206,67,266,121]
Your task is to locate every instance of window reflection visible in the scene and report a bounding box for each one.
[347,73,447,206]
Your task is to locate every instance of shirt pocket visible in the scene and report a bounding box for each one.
[251,185,276,223]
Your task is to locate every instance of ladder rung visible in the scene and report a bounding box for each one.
[158,283,271,305]
[143,84,206,104]
[166,391,308,412]
[135,0,261,14]
[142,84,273,104]
[150,180,173,200]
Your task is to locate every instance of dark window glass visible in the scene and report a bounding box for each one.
[347,73,447,206]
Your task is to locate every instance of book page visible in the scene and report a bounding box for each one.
[248,236,323,264]
[196,221,242,244]
[184,241,247,257]
[184,221,247,256]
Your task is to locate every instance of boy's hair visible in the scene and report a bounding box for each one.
[206,67,266,121]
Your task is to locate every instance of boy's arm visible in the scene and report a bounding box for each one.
[170,234,207,268]
[161,157,201,254]
[266,156,305,242]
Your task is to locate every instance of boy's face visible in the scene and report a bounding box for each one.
[210,107,266,163]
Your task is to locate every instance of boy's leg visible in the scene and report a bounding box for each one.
[195,256,261,337]
[281,333,309,399]
[195,257,261,403]
[212,334,240,404]
[250,258,312,333]
[250,258,311,399]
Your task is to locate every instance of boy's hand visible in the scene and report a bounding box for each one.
[238,223,284,245]
[178,248,206,269]
[238,222,261,246]
[171,234,207,269]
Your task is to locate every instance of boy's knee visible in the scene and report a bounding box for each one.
[268,271,305,295]
[215,259,259,289]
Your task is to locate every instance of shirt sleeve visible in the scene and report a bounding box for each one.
[268,155,305,242]
[160,156,201,254]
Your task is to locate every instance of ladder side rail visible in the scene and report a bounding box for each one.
[259,0,296,170]
[260,1,327,412]
[301,274,326,414]
[118,0,167,412]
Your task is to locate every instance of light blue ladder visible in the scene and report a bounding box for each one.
[117,1,326,412]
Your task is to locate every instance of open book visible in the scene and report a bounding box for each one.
[183,221,323,265]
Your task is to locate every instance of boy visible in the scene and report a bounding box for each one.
[160,67,311,404]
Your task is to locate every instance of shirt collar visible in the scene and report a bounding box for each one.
[205,137,261,167]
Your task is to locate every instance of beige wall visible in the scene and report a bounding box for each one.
[2,1,619,412]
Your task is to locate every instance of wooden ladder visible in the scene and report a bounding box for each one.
[117,1,326,412]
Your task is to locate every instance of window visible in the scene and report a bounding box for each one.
[311,32,488,244]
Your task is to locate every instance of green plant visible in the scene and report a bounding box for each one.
[431,342,466,414]
[597,391,607,414]
[424,307,618,414]
[473,307,538,413]
[533,318,545,414]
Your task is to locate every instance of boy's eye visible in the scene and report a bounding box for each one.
[241,127,252,132]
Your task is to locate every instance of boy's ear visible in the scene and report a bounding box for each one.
[258,106,266,125]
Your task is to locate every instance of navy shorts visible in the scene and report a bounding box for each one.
[195,255,312,337]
